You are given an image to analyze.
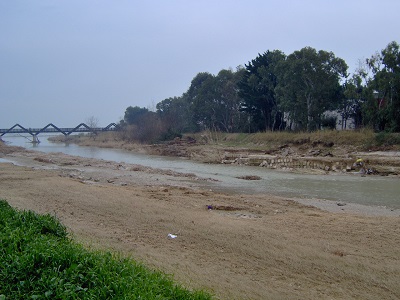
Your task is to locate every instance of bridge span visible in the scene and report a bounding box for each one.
[0,123,119,143]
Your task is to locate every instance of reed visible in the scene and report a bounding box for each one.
[189,129,390,150]
[50,129,400,151]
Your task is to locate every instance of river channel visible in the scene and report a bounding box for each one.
[2,135,400,210]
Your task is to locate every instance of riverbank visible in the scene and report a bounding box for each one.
[48,131,400,177]
[1,141,399,299]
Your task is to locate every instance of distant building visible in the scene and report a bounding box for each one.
[283,110,356,131]
[322,110,356,130]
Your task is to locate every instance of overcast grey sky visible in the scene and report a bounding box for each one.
[1,0,399,128]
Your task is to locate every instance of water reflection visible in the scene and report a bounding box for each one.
[2,135,400,209]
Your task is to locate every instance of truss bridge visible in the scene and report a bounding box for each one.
[0,123,119,143]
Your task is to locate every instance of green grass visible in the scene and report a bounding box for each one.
[0,200,212,300]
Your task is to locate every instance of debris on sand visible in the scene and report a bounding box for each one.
[236,175,262,180]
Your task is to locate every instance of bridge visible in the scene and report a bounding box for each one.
[0,123,119,143]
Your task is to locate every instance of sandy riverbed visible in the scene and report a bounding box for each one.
[1,144,399,299]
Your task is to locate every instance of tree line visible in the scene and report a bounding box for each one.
[119,41,400,142]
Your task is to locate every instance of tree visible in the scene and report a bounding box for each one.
[211,68,247,132]
[86,116,99,128]
[186,72,218,131]
[276,47,348,131]
[157,68,247,134]
[120,106,166,142]
[341,74,364,129]
[238,50,286,131]
[364,41,400,131]
[85,116,100,139]
[123,106,149,125]
[156,95,193,136]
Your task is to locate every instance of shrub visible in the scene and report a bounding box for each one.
[321,116,337,130]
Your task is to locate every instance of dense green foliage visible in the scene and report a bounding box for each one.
[119,106,164,143]
[238,50,285,131]
[122,106,150,126]
[156,69,247,134]
[276,47,347,131]
[363,41,400,131]
[0,200,211,300]
[119,41,400,142]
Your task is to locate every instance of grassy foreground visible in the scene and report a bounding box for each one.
[0,200,211,300]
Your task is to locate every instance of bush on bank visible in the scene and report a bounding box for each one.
[0,200,211,300]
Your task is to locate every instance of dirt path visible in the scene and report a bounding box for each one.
[1,145,399,299]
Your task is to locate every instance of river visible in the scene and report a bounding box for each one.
[2,135,400,210]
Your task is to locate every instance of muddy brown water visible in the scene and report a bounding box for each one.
[3,135,400,210]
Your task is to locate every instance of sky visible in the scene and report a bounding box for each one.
[1,0,399,128]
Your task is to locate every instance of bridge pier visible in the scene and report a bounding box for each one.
[32,135,40,144]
